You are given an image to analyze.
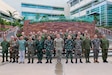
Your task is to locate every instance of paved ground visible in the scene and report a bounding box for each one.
[0,57,112,75]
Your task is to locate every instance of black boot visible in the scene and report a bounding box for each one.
[6,54,8,62]
[12,59,15,63]
[16,61,18,63]
[71,59,74,63]
[86,58,88,63]
[2,54,5,63]
[10,59,12,63]
[105,60,108,63]
[66,60,68,63]
[88,58,91,63]
[16,59,18,63]
[40,60,42,63]
[80,59,83,63]
[75,59,77,63]
[2,60,4,63]
[46,60,49,63]
[28,60,30,64]
[50,60,52,64]
[103,60,107,63]
[32,59,34,64]
[37,61,40,64]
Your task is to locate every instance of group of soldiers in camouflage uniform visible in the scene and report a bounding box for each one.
[0,29,109,64]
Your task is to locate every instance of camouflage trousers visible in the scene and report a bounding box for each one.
[37,51,43,61]
[10,49,19,62]
[27,50,34,61]
[46,50,53,61]
[93,49,99,60]
[75,49,82,59]
[66,50,73,60]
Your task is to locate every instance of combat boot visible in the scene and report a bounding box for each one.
[50,60,52,64]
[32,59,34,63]
[27,60,30,64]
[46,60,49,63]
[12,59,15,63]
[66,60,68,63]
[71,59,74,63]
[75,59,77,63]
[80,59,83,63]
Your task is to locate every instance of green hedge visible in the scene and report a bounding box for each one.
[30,19,92,24]
[0,28,9,31]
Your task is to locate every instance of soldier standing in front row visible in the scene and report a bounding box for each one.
[92,34,100,63]
[100,34,109,63]
[35,36,44,63]
[9,36,14,62]
[1,37,10,62]
[44,36,54,63]
[74,36,83,63]
[65,35,74,63]
[26,37,35,64]
[83,35,92,63]
[54,34,64,63]
[10,36,19,63]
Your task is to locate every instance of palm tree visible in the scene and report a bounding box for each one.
[7,10,17,26]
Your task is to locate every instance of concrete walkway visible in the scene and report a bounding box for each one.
[0,57,112,75]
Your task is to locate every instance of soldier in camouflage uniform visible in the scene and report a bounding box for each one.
[10,36,19,63]
[1,37,10,62]
[54,34,64,63]
[35,36,44,63]
[44,36,54,63]
[83,35,92,63]
[9,36,14,62]
[92,34,100,63]
[26,37,35,63]
[100,34,109,63]
[65,35,74,63]
[74,36,83,63]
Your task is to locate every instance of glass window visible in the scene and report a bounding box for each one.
[22,12,61,21]
[21,3,64,11]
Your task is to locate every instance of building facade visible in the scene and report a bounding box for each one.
[3,0,70,22]
[0,0,21,21]
[68,0,112,26]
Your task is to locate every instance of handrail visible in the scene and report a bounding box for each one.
[96,27,112,36]
[0,26,18,38]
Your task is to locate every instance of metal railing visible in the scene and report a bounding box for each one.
[96,27,112,36]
